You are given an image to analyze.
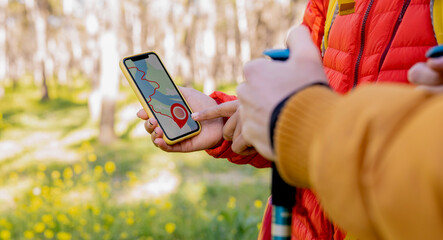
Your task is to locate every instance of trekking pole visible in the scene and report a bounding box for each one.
[263,49,297,240]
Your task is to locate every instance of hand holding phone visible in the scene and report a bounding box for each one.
[120,52,202,145]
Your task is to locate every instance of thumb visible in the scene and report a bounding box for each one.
[286,25,321,62]
[191,101,239,121]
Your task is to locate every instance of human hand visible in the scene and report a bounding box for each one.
[408,56,443,92]
[191,100,257,155]
[136,87,223,152]
[237,25,327,160]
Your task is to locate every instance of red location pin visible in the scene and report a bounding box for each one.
[170,103,189,128]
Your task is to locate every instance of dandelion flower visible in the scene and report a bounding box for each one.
[94,165,103,176]
[148,209,156,216]
[56,232,72,240]
[104,161,116,175]
[88,153,97,162]
[33,222,45,233]
[24,230,34,239]
[63,168,73,179]
[0,230,11,239]
[227,196,236,209]
[165,222,176,234]
[51,171,60,179]
[44,229,54,239]
[120,232,128,239]
[126,218,134,225]
[73,164,83,174]
[93,223,101,233]
[254,200,263,208]
[42,214,53,223]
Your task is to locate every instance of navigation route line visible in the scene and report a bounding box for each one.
[129,67,174,120]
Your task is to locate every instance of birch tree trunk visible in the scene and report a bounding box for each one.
[98,0,120,144]
[25,0,49,101]
[0,0,7,98]
[235,0,251,83]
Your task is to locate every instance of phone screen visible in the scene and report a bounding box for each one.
[124,53,200,141]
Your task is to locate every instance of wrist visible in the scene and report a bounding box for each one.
[273,84,334,188]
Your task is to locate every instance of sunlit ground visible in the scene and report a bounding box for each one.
[0,80,270,240]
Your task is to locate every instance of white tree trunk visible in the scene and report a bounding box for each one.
[98,0,120,144]
[0,0,7,98]
[235,0,251,83]
[25,0,49,100]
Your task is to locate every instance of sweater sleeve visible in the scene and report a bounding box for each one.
[274,84,443,239]
[302,0,329,49]
[205,91,271,169]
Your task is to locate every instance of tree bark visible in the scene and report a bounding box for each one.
[0,0,7,98]
[25,0,50,101]
[98,0,120,144]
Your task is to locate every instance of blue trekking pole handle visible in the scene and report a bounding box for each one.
[426,45,443,58]
[263,48,295,240]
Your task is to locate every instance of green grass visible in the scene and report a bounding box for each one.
[0,83,270,240]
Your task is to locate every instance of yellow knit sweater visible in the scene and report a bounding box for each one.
[274,84,443,240]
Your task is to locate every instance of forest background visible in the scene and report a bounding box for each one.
[0,0,306,239]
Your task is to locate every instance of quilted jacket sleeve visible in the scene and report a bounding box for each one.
[302,0,330,49]
[205,91,271,169]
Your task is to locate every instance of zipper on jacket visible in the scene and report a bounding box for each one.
[353,0,376,87]
[378,0,411,72]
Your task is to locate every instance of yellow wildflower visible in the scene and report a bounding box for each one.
[165,222,176,234]
[33,222,45,233]
[103,233,111,240]
[42,214,53,223]
[57,214,69,225]
[73,164,83,174]
[93,223,101,233]
[0,230,11,239]
[68,206,79,216]
[80,141,92,152]
[104,161,116,175]
[38,164,46,171]
[24,230,34,239]
[51,170,60,179]
[9,172,18,181]
[257,222,262,230]
[0,219,11,229]
[94,165,103,177]
[80,219,87,226]
[44,229,54,239]
[227,196,236,209]
[254,200,263,209]
[120,232,128,239]
[217,215,224,222]
[148,209,157,216]
[37,171,46,180]
[63,168,73,179]
[126,217,134,225]
[56,232,72,240]
[163,201,172,210]
[88,153,97,162]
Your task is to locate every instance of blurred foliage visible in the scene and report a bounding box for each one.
[0,83,270,239]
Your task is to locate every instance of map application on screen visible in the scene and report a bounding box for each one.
[125,54,199,140]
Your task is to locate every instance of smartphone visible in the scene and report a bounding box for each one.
[120,52,201,145]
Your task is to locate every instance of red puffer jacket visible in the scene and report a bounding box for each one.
[206,0,437,239]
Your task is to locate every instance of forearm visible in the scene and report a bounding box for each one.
[274,84,443,239]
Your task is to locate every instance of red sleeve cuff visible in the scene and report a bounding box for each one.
[205,91,271,169]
